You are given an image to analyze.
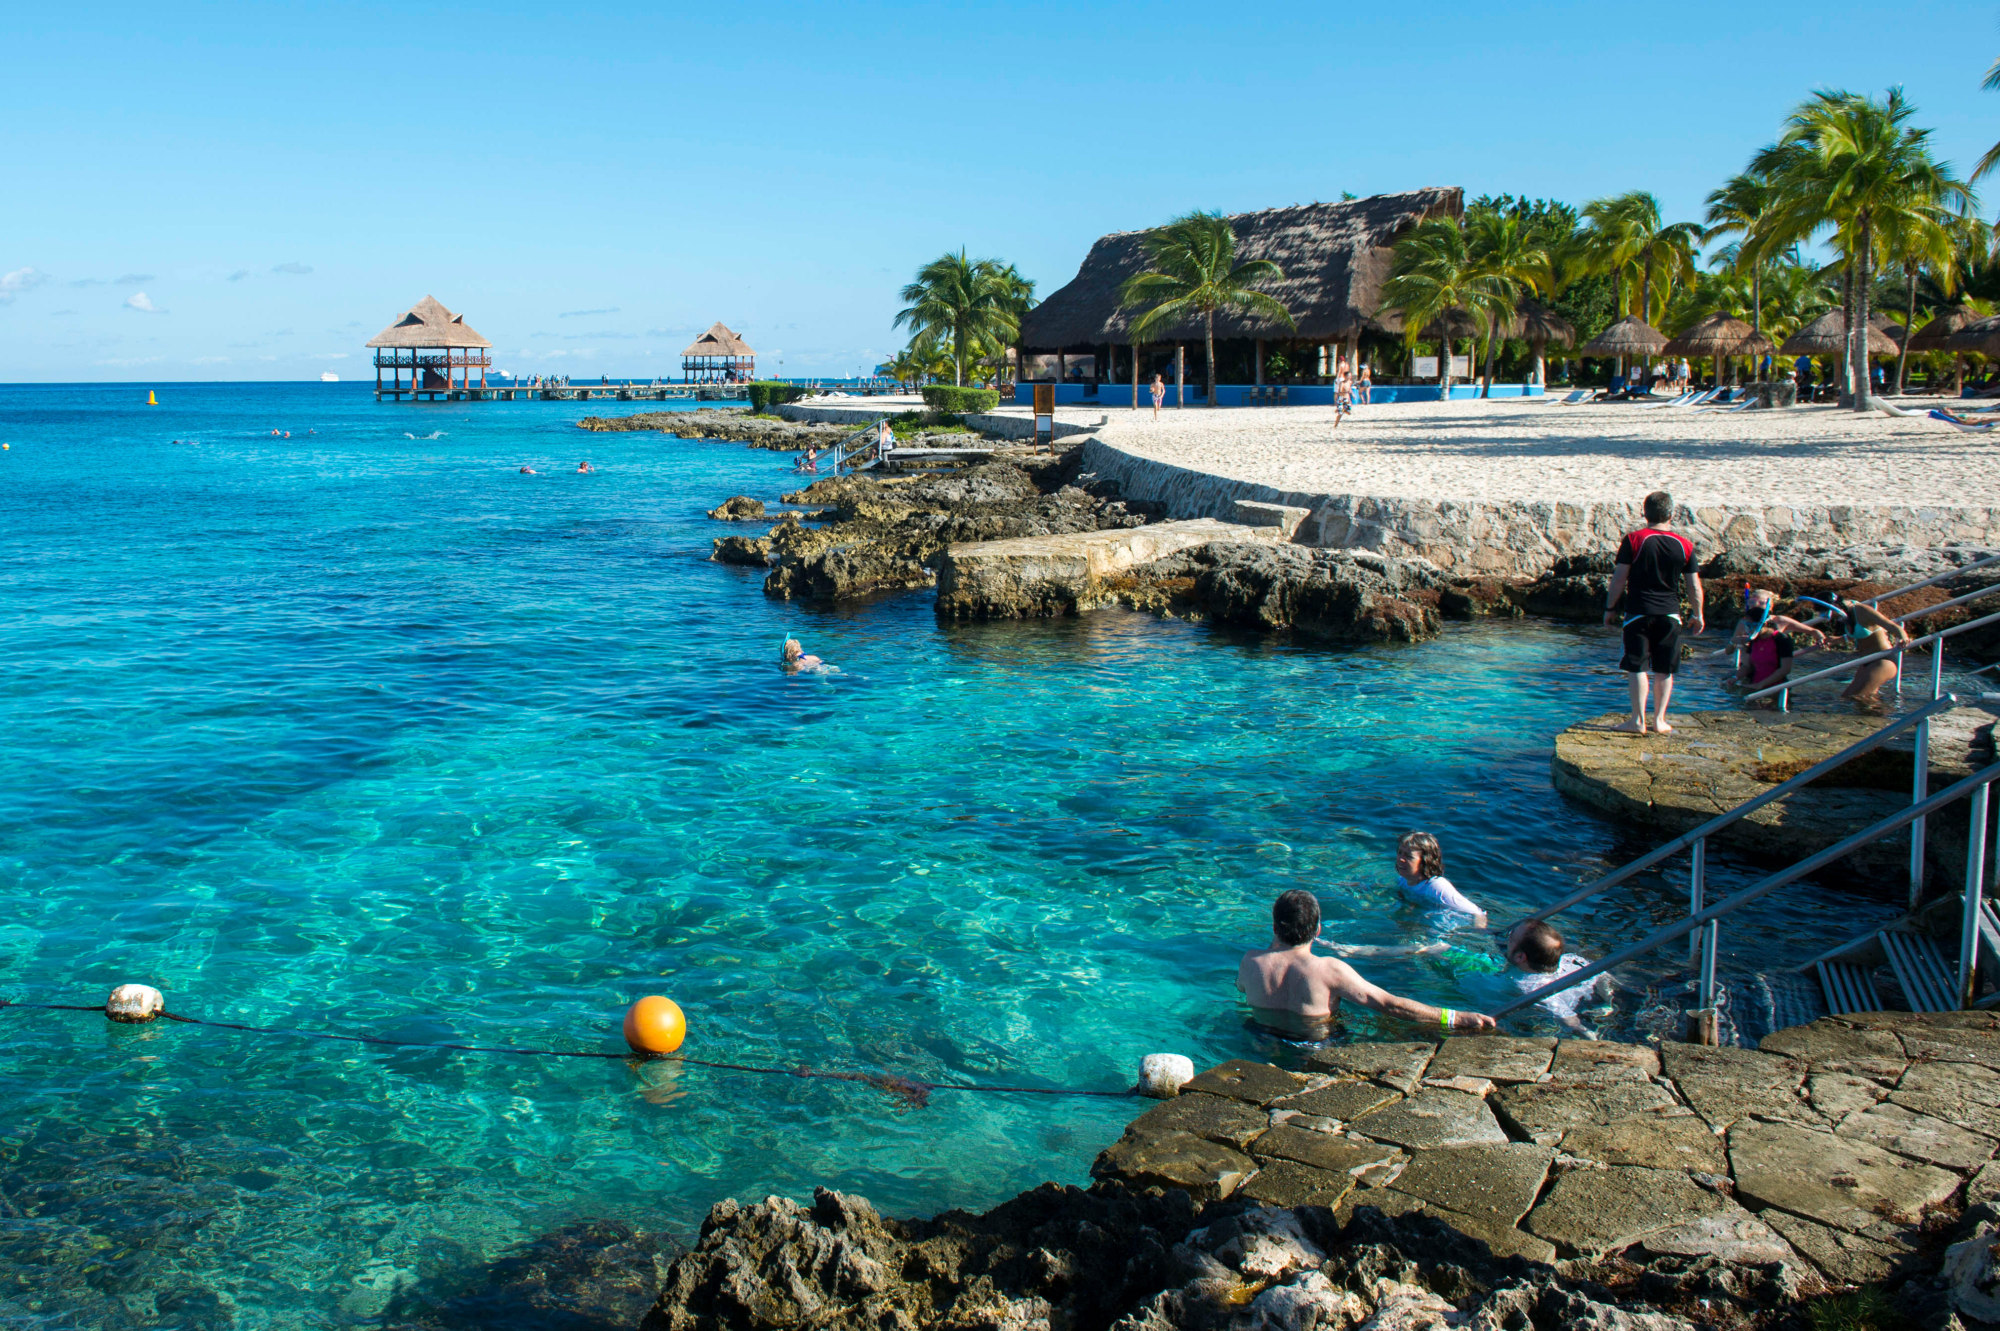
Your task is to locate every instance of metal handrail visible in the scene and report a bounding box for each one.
[820,415,891,474]
[1894,581,2000,625]
[1746,608,2000,704]
[1523,695,1961,928]
[1497,746,2000,1020]
[1862,551,2000,609]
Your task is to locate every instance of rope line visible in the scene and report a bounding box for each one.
[0,998,1132,1109]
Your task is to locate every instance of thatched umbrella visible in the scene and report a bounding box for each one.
[1908,306,1982,352]
[1781,309,1897,357]
[1579,315,1667,384]
[1663,313,1761,386]
[1946,312,2000,356]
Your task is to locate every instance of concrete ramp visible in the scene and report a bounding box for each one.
[935,517,1288,619]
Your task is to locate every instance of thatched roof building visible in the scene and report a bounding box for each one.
[1663,313,1757,359]
[1910,306,1983,352]
[1780,310,1897,357]
[366,295,492,349]
[1580,316,1668,359]
[682,322,756,382]
[1512,301,1575,349]
[1019,188,1464,351]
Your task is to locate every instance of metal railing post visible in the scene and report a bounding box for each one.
[1912,716,1931,908]
[1933,643,1946,701]
[1895,647,1905,696]
[1778,685,1789,712]
[1688,837,1706,967]
[1699,920,1720,1016]
[1961,782,1991,1008]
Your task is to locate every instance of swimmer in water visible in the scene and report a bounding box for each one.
[1732,588,1826,691]
[1814,592,1911,705]
[577,461,594,473]
[780,638,823,671]
[520,466,537,474]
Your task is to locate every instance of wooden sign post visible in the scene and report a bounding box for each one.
[1033,383,1054,450]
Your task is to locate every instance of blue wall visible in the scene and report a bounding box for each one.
[1014,382,1544,407]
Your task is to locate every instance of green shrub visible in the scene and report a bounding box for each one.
[920,386,1000,415]
[746,382,809,413]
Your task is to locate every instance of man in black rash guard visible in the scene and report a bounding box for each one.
[1602,489,1705,734]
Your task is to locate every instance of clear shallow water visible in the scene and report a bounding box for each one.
[0,382,1940,1327]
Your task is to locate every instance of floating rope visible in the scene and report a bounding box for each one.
[0,998,1131,1110]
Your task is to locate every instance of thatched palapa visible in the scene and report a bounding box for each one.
[1780,310,1897,357]
[1945,312,2000,357]
[366,295,492,349]
[1909,306,1983,352]
[1019,188,1464,350]
[682,322,756,382]
[1512,300,1575,349]
[368,295,492,399]
[1662,313,1757,359]
[1580,316,1668,359]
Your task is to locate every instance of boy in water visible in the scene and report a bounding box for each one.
[1237,890,1495,1035]
[1501,919,1612,1034]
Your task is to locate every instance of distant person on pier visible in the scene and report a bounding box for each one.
[1604,489,1703,734]
[1237,890,1497,1037]
[1150,373,1165,420]
[1332,361,1353,426]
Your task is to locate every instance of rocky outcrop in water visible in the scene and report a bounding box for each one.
[758,454,1158,603]
[1109,545,1445,644]
[578,409,855,451]
[709,496,767,521]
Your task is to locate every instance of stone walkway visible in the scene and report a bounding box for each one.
[1092,1015,2000,1281]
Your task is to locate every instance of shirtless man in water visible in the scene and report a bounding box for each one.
[1237,890,1496,1035]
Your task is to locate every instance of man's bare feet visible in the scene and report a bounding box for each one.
[1613,718,1648,734]
[1653,718,1674,735]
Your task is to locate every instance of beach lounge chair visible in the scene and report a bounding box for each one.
[1927,408,1997,433]
[1555,389,1590,404]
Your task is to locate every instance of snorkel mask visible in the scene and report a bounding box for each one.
[1741,587,1773,630]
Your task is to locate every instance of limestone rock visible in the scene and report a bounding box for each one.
[1762,1018,1909,1080]
[1123,1093,1271,1152]
[1248,1125,1404,1178]
[1942,1219,2000,1323]
[1386,1145,1552,1227]
[1728,1118,1960,1232]
[1351,1088,1509,1150]
[1426,1035,1554,1084]
[1551,1041,1661,1079]
[1807,1072,1891,1121]
[1759,1207,1918,1285]
[707,495,767,521]
[1139,1053,1196,1099]
[1181,1059,1312,1106]
[1305,1042,1436,1093]
[1524,1164,1734,1256]
[1092,1131,1255,1200]
[1491,1078,1686,1146]
[1236,1159,1358,1209]
[1661,1043,1814,1130]
[1637,1208,1801,1270]
[1272,1079,1403,1122]
[710,535,773,567]
[1558,1117,1729,1173]
[1891,1059,2000,1136]
[1836,1099,1999,1172]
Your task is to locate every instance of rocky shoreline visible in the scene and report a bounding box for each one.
[578,406,990,453]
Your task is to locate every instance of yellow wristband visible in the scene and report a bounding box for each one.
[1440,1008,1453,1032]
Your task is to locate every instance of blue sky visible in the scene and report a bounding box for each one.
[4,1,1998,381]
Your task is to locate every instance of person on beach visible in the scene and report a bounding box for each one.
[1823,592,1912,705]
[1395,832,1486,927]
[1732,588,1826,690]
[1357,363,1372,405]
[1604,490,1704,734]
[780,638,824,672]
[1332,362,1353,426]
[877,418,893,457]
[1236,890,1497,1036]
[1150,373,1165,420]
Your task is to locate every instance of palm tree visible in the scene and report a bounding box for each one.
[1464,211,1550,396]
[1118,212,1293,407]
[895,250,1024,387]
[1577,192,1703,327]
[1976,55,2000,182]
[1703,169,1787,348]
[1378,217,1507,398]
[1759,88,1971,410]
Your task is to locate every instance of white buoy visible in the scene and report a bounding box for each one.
[105,984,164,1023]
[1138,1053,1196,1099]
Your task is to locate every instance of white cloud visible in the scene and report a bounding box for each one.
[0,267,51,303]
[95,355,165,366]
[124,291,162,313]
[271,262,312,275]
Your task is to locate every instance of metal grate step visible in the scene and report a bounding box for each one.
[1882,930,1958,1012]
[1817,960,1883,1015]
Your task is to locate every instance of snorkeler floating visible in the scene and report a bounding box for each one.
[780,638,827,672]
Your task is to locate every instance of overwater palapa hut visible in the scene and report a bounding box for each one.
[368,296,492,401]
[682,323,756,383]
[1018,188,1464,390]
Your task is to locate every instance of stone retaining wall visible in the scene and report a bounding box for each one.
[1078,436,2000,577]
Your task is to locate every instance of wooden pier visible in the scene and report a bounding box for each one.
[374,379,751,404]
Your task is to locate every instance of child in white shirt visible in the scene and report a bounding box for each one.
[1502,918,1612,1033]
[1396,832,1486,927]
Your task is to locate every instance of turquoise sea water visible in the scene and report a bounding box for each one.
[0,382,1937,1327]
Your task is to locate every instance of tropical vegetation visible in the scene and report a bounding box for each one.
[895,251,1036,387]
[1117,211,1293,406]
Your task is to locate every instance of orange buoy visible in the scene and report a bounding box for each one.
[622,996,686,1055]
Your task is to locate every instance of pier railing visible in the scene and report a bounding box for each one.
[820,417,891,475]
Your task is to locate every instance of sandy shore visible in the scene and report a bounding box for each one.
[1079,396,2000,509]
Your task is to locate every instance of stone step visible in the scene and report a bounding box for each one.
[934,517,1288,619]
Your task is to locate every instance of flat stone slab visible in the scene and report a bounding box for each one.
[1970,1159,2000,1210]
[1181,1059,1312,1106]
[1092,1131,1255,1200]
[1558,1118,1728,1173]
[1271,1080,1403,1123]
[1249,1125,1404,1178]
[1351,1088,1508,1150]
[1761,1208,1919,1285]
[1729,1119,1960,1232]
[1552,710,1912,869]
[1899,1023,2000,1069]
[1837,1101,1999,1172]
[1492,1079,1686,1146]
[1891,1060,2000,1136]
[1550,1041,1660,1079]
[1761,1019,1910,1081]
[936,517,1286,617]
[1426,1036,1555,1084]
[1386,1145,1553,1227]
[1808,1072,1891,1121]
[1124,1093,1269,1151]
[1236,1159,1356,1209]
[1663,1042,1815,1129]
[1524,1165,1734,1256]
[1305,1042,1435,1093]
[1638,1206,1802,1270]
